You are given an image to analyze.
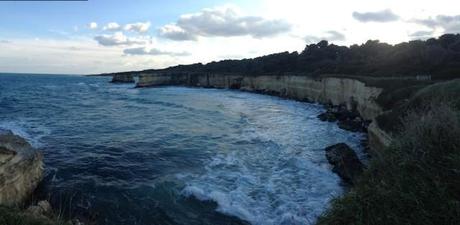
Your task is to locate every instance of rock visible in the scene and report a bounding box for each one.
[325,143,364,184]
[0,131,44,206]
[72,219,85,225]
[338,120,363,132]
[26,200,52,218]
[111,74,134,83]
[318,112,337,122]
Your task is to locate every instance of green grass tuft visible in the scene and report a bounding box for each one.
[317,101,460,225]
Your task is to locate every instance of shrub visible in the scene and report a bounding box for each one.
[317,101,460,225]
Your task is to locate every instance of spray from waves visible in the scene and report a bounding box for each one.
[180,149,343,225]
[177,103,363,225]
[0,120,50,148]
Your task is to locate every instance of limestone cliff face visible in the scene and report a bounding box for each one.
[137,73,383,119]
[0,130,44,206]
[111,74,135,83]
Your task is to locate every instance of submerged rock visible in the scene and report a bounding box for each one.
[0,130,44,206]
[325,143,363,184]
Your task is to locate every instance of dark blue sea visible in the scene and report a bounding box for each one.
[0,74,364,225]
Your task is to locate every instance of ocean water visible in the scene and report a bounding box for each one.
[0,74,364,225]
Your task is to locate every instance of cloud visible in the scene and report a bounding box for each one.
[159,6,291,41]
[123,47,190,56]
[0,40,11,44]
[103,22,121,31]
[304,30,346,43]
[413,15,460,33]
[352,9,399,23]
[409,30,434,39]
[159,24,197,41]
[88,22,98,30]
[124,22,151,33]
[94,32,145,46]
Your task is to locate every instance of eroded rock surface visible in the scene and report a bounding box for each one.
[0,130,44,206]
[325,143,364,184]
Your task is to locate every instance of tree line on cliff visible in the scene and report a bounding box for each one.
[146,33,460,80]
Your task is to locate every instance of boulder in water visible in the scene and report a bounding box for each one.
[325,143,363,184]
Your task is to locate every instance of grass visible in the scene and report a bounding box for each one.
[376,79,460,133]
[317,100,460,225]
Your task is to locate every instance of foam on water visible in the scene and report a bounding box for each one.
[178,96,364,225]
[0,120,50,148]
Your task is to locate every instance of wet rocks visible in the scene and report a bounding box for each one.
[338,119,364,132]
[325,143,364,184]
[0,130,44,206]
[318,104,370,132]
[318,111,337,122]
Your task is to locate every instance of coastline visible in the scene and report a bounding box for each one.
[119,72,393,154]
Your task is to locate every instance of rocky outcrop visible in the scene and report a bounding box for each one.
[318,104,369,132]
[0,130,44,206]
[111,74,134,83]
[325,143,364,184]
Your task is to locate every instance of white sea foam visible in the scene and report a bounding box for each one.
[179,96,364,225]
[0,120,50,148]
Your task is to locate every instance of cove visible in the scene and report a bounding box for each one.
[0,74,365,225]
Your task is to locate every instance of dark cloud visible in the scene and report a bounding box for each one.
[413,15,460,33]
[123,47,190,56]
[304,31,346,43]
[94,32,145,46]
[159,6,291,41]
[352,9,399,23]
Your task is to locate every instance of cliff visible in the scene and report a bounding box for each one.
[0,130,44,206]
[136,73,392,151]
[137,73,383,119]
[111,74,135,83]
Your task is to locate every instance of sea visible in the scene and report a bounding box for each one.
[0,73,364,225]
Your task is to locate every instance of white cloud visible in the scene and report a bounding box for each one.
[0,38,133,74]
[103,22,121,31]
[409,30,434,39]
[159,5,291,41]
[94,32,145,46]
[88,22,98,30]
[123,47,190,56]
[352,9,400,23]
[124,22,151,33]
[413,15,460,33]
[159,24,197,41]
[304,31,346,43]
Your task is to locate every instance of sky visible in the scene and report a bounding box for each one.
[0,0,459,74]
